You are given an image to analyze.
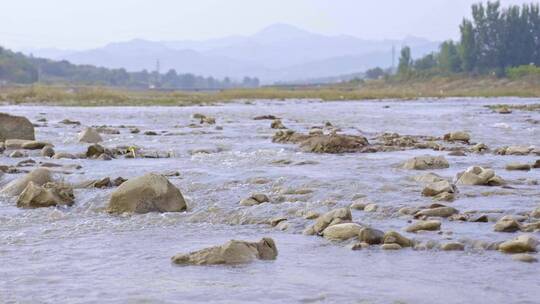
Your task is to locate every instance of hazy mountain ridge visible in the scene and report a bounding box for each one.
[25,24,440,83]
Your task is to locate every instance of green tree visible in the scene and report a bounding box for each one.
[397,46,412,75]
[438,41,462,73]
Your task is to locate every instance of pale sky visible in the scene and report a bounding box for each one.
[0,0,528,50]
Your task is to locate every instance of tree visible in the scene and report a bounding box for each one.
[438,41,462,73]
[365,67,386,79]
[459,19,477,72]
[397,46,412,75]
[414,54,437,71]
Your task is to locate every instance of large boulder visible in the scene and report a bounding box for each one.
[0,113,35,141]
[17,182,74,208]
[107,173,187,214]
[299,134,369,154]
[415,206,458,218]
[0,168,53,196]
[307,207,352,235]
[358,227,384,245]
[402,156,449,170]
[322,223,364,241]
[405,220,441,233]
[382,231,413,247]
[422,180,457,197]
[443,131,470,143]
[171,238,277,265]
[455,166,504,186]
[499,235,538,253]
[494,215,522,232]
[78,128,103,143]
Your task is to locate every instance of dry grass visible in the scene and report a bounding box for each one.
[1,76,539,106]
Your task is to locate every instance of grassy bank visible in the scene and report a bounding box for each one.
[1,76,540,106]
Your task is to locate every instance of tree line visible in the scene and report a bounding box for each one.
[394,1,540,78]
[0,46,260,89]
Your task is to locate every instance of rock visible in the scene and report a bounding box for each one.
[511,253,538,263]
[130,128,140,134]
[144,131,158,136]
[415,206,458,218]
[432,191,456,202]
[381,243,402,250]
[402,155,449,170]
[499,235,538,253]
[253,115,278,120]
[358,227,384,245]
[383,231,413,247]
[443,131,470,143]
[497,146,533,155]
[5,139,33,149]
[422,180,457,197]
[86,144,106,158]
[240,193,270,206]
[308,128,324,136]
[414,173,445,183]
[440,242,465,251]
[40,146,55,157]
[270,119,286,129]
[107,173,187,214]
[533,160,540,169]
[405,220,441,233]
[363,203,378,212]
[0,113,35,141]
[531,207,540,219]
[497,107,512,114]
[471,143,489,153]
[59,119,81,125]
[348,242,369,250]
[52,152,76,159]
[304,211,320,220]
[350,201,366,210]
[9,151,25,158]
[322,223,364,241]
[494,215,522,232]
[16,182,74,208]
[505,163,531,171]
[299,134,369,154]
[455,166,504,186]
[0,168,54,196]
[310,208,352,235]
[171,238,277,265]
[17,159,35,167]
[448,150,466,157]
[78,128,103,143]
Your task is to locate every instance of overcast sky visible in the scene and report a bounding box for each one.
[0,0,528,50]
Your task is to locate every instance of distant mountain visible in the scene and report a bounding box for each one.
[25,24,440,84]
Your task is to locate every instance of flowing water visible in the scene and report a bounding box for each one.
[1,98,539,303]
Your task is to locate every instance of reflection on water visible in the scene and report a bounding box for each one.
[1,98,539,303]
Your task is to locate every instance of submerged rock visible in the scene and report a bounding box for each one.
[171,238,277,265]
[402,155,449,170]
[107,173,187,214]
[17,182,74,208]
[78,128,103,144]
[0,113,35,141]
[0,168,53,196]
[414,173,445,183]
